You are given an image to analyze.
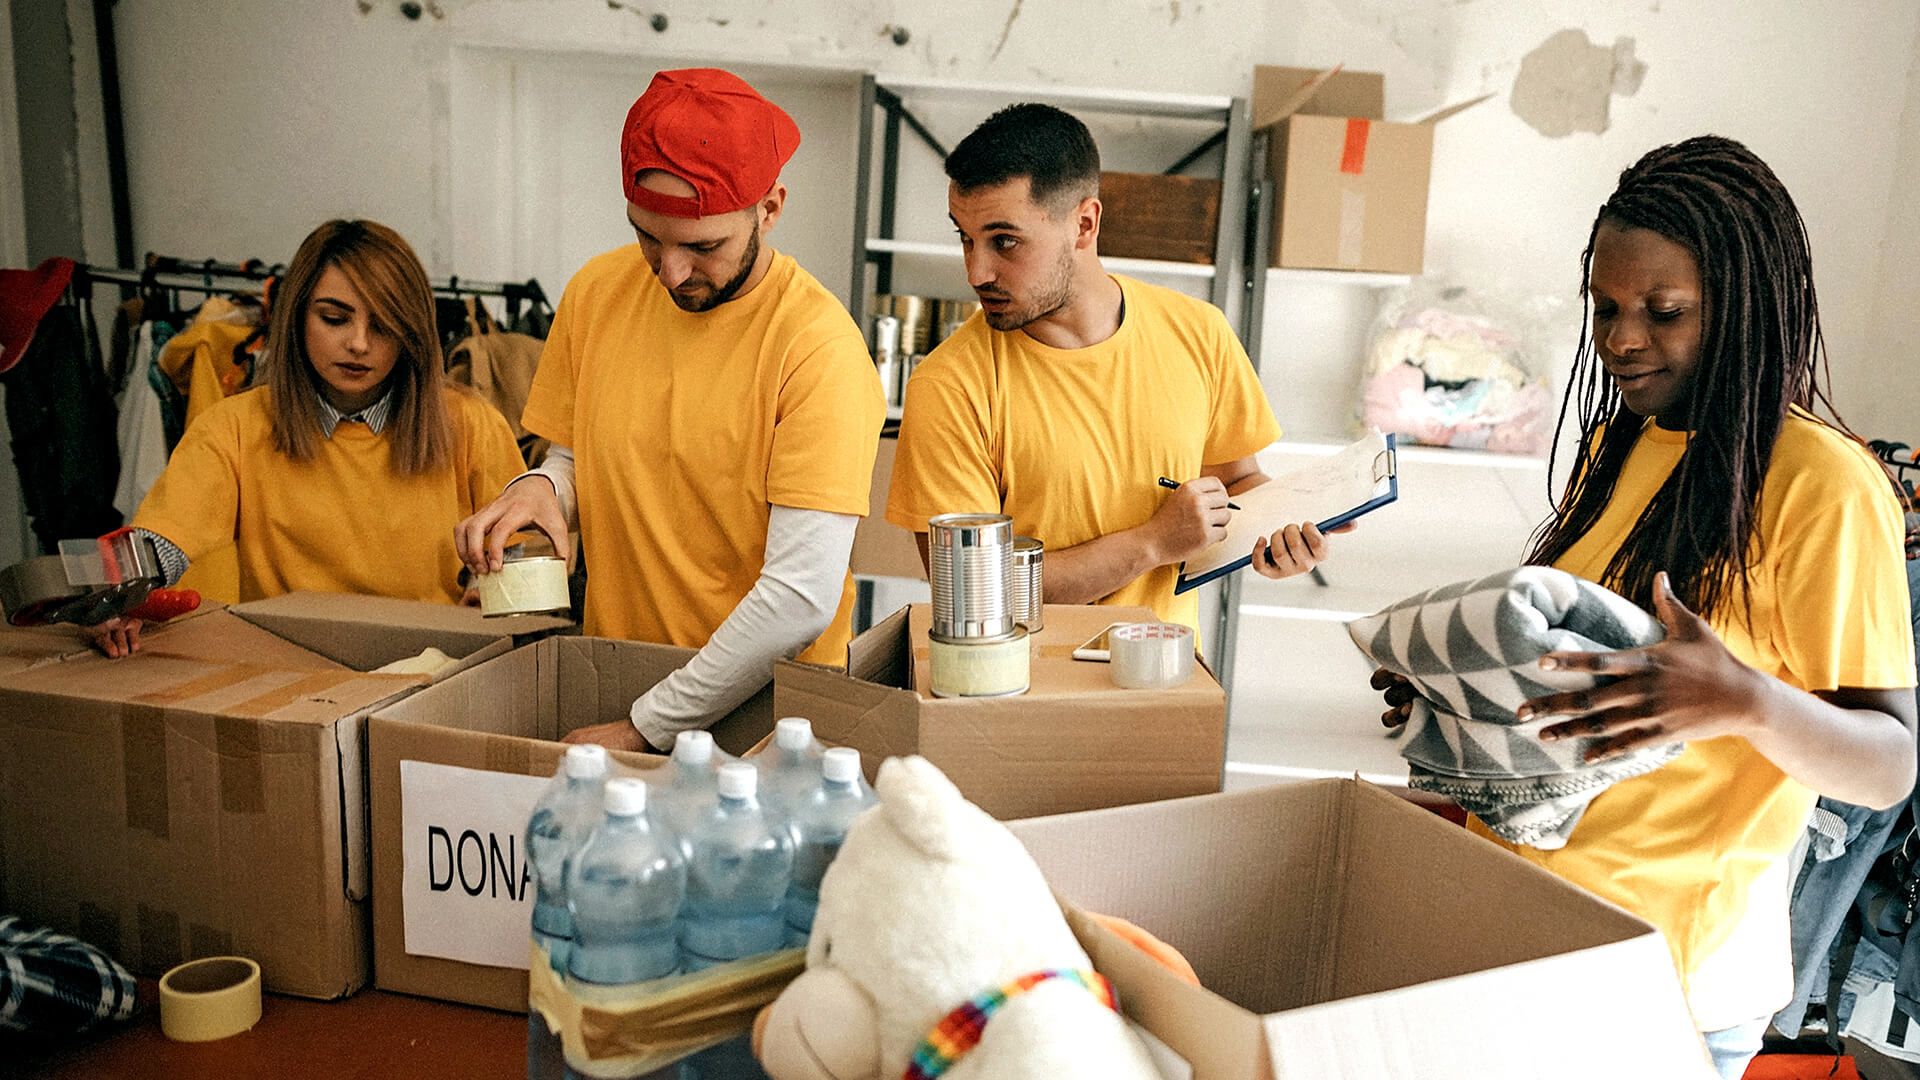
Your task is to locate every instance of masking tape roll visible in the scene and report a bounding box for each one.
[159,956,261,1042]
[929,630,1029,698]
[478,556,570,617]
[1109,622,1196,690]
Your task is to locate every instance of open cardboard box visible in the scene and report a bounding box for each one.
[1253,65,1487,274]
[1006,778,1713,1079]
[775,603,1226,820]
[365,634,775,1011]
[0,594,569,999]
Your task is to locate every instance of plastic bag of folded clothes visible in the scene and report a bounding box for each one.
[1358,281,1558,457]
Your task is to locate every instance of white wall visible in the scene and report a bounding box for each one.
[102,0,1920,443]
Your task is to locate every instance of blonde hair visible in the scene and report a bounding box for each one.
[264,219,453,475]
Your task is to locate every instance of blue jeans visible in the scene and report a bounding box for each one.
[1701,1016,1769,1079]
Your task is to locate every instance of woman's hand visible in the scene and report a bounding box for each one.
[1372,666,1416,729]
[84,615,144,659]
[1518,572,1764,763]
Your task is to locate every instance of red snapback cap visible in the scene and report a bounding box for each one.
[0,257,76,374]
[621,68,801,219]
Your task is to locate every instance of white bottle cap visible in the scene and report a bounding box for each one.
[717,762,758,800]
[822,747,861,784]
[775,716,814,752]
[564,743,609,779]
[673,729,714,766]
[603,777,648,816]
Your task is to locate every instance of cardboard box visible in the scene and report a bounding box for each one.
[0,621,93,677]
[1253,65,1485,274]
[366,635,774,1011]
[1006,778,1713,1079]
[775,603,1226,820]
[1100,171,1223,264]
[0,594,571,999]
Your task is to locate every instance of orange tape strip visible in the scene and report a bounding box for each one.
[1341,117,1370,175]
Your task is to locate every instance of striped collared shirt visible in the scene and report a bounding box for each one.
[315,387,394,438]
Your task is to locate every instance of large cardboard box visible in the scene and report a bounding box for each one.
[0,595,570,999]
[1007,779,1713,1079]
[1253,65,1484,274]
[366,635,774,1011]
[775,603,1226,820]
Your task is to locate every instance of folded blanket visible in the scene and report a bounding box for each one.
[1347,567,1682,849]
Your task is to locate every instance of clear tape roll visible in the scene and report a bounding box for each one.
[159,956,262,1042]
[929,631,1030,698]
[477,556,570,617]
[1109,622,1196,690]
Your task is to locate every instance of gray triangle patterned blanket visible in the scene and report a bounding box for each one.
[1347,566,1683,849]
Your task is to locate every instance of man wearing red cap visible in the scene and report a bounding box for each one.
[457,69,884,751]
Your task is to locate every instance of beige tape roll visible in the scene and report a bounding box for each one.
[159,956,262,1042]
[1109,622,1196,689]
[477,556,570,617]
[929,630,1029,698]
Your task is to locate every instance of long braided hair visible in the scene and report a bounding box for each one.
[1526,135,1863,623]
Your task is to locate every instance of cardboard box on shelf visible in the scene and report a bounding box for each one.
[775,603,1226,821]
[0,594,572,1000]
[1006,778,1713,1079]
[1099,171,1223,264]
[1253,65,1487,275]
[850,436,926,581]
[365,634,774,1011]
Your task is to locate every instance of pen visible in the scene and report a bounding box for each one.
[1157,476,1240,511]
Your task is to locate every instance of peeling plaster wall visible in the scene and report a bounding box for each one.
[105,0,1920,438]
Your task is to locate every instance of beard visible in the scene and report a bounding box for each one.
[979,243,1075,331]
[669,224,761,313]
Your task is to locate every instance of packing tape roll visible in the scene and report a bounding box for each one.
[929,630,1029,698]
[159,956,261,1042]
[1109,623,1196,690]
[478,556,570,617]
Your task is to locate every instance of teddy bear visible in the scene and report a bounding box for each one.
[752,755,1163,1080]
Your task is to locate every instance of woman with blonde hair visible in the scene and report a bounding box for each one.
[89,219,525,655]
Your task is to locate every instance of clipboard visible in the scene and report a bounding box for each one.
[1172,432,1399,595]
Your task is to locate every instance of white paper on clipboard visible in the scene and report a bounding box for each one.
[1174,432,1398,593]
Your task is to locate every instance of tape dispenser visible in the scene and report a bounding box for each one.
[0,527,200,627]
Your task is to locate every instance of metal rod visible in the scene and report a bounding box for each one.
[1164,128,1227,177]
[877,93,901,296]
[849,74,877,315]
[76,263,544,302]
[92,0,134,271]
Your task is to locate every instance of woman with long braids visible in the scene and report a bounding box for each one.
[1380,136,1915,1074]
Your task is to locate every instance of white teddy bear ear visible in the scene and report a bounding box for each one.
[875,756,976,862]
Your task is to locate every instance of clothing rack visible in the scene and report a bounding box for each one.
[72,255,551,320]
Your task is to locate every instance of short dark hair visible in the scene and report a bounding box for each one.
[945,103,1100,213]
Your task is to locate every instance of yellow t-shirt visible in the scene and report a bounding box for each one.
[1474,409,1915,1020]
[885,275,1281,632]
[520,247,883,664]
[132,385,526,604]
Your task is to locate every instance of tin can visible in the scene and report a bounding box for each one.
[871,313,903,406]
[927,513,1015,640]
[1010,536,1043,632]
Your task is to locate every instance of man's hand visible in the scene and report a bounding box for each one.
[455,475,569,575]
[84,615,143,659]
[562,719,662,754]
[1141,477,1232,566]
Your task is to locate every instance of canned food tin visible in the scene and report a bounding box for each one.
[1010,536,1043,632]
[927,512,1015,640]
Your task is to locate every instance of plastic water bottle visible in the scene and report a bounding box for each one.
[758,716,825,818]
[524,744,608,1080]
[783,748,876,945]
[655,730,729,843]
[526,744,610,973]
[680,763,794,971]
[565,778,686,988]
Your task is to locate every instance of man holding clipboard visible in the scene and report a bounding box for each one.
[887,103,1348,636]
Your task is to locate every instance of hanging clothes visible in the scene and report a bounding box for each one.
[444,296,549,465]
[0,283,123,552]
[155,296,260,431]
[113,321,171,518]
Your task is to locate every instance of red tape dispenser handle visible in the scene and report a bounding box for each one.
[122,588,200,623]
